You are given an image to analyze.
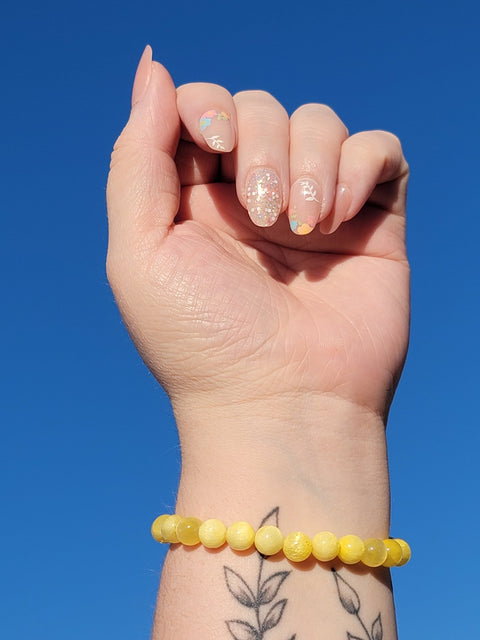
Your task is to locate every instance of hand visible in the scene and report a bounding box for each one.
[108,51,409,637]
[107,48,409,432]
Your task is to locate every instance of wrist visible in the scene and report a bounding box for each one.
[172,393,391,538]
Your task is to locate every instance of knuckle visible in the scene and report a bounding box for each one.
[292,102,334,118]
[291,103,348,137]
[234,89,272,101]
[374,129,403,150]
[233,90,288,119]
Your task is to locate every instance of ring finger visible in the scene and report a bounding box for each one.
[288,104,349,235]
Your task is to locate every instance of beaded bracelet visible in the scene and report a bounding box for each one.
[151,514,411,568]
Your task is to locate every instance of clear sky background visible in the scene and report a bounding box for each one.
[1,0,479,638]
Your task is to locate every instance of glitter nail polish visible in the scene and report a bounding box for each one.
[245,168,282,227]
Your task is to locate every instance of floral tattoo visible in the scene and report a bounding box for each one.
[332,569,383,640]
[223,507,383,640]
[224,507,295,640]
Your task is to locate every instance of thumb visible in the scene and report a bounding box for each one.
[107,47,180,264]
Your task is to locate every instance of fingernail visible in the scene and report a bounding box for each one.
[245,168,282,227]
[335,183,352,220]
[289,178,322,235]
[131,45,153,107]
[199,109,234,152]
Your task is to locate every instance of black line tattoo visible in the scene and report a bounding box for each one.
[224,507,295,640]
[224,509,383,640]
[332,569,383,640]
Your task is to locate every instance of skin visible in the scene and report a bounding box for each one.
[107,47,410,639]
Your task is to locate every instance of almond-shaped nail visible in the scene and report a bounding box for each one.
[245,168,282,227]
[200,109,234,152]
[335,183,352,220]
[289,178,322,235]
[131,45,153,107]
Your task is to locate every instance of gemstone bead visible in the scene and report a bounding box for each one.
[338,535,365,564]
[226,521,255,551]
[176,517,202,546]
[395,538,411,565]
[362,538,388,567]
[161,514,183,543]
[283,531,312,562]
[151,513,410,569]
[199,519,227,548]
[312,531,340,562]
[382,539,403,567]
[255,525,284,555]
[151,514,170,542]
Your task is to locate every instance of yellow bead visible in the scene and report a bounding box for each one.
[338,535,365,564]
[283,531,312,562]
[199,519,227,549]
[362,538,388,567]
[395,539,411,565]
[255,525,284,555]
[161,514,183,543]
[226,521,255,551]
[176,517,202,546]
[382,539,403,567]
[151,515,170,543]
[312,531,340,562]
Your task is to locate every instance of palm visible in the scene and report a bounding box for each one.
[149,179,409,416]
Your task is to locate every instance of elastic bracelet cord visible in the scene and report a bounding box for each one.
[151,514,411,568]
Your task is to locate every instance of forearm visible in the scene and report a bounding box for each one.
[152,397,398,640]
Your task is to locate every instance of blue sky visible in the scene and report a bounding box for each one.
[1,0,479,637]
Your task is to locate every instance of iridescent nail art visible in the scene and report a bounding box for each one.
[246,168,282,227]
[199,109,232,151]
[289,207,315,235]
[289,178,322,235]
[200,109,230,130]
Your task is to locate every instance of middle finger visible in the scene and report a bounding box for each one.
[234,90,290,228]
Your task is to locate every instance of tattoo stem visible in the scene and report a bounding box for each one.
[356,612,372,640]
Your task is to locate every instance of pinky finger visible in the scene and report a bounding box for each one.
[320,130,408,234]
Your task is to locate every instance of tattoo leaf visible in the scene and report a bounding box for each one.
[226,620,260,640]
[371,614,383,640]
[224,509,292,640]
[224,567,256,608]
[261,598,287,632]
[259,507,279,528]
[258,571,291,605]
[346,634,363,640]
[332,570,360,615]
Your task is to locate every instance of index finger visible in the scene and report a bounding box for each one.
[176,83,238,153]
